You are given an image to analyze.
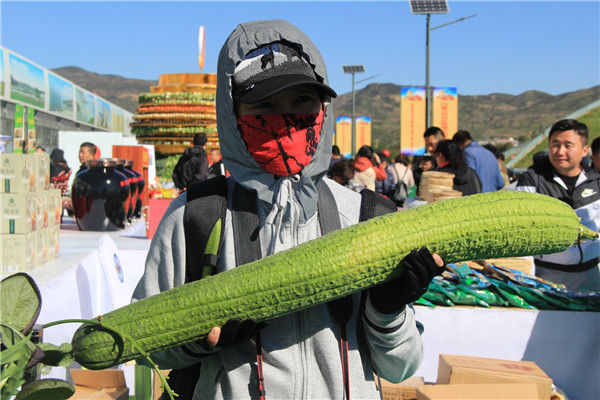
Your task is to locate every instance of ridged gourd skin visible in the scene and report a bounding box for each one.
[71,191,597,369]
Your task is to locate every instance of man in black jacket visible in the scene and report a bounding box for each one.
[172,133,209,191]
[516,119,600,291]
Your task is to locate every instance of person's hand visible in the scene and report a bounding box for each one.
[373,153,381,166]
[369,247,445,314]
[202,318,267,350]
[205,326,221,349]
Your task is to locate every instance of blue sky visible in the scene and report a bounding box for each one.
[1,1,598,97]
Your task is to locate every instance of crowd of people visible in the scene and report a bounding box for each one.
[328,126,505,206]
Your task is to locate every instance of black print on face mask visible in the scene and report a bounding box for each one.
[238,113,322,176]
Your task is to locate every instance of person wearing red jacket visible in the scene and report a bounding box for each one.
[354,145,386,191]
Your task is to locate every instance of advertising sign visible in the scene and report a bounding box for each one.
[27,108,36,153]
[96,98,112,129]
[400,87,426,155]
[76,88,95,125]
[335,117,352,156]
[355,117,372,150]
[112,107,124,133]
[14,105,25,153]
[49,73,74,118]
[9,54,45,108]
[433,87,458,137]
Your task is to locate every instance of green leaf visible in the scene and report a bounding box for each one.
[15,379,75,400]
[0,273,42,334]
[0,337,34,365]
[1,359,27,398]
[1,323,25,347]
[38,343,74,367]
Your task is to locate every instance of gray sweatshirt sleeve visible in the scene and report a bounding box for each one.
[132,194,188,299]
[131,193,216,369]
[362,299,424,383]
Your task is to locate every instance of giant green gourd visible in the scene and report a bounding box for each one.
[71,191,597,369]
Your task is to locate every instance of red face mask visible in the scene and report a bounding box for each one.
[238,111,324,176]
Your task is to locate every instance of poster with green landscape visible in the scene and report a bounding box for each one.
[96,98,111,129]
[9,54,45,108]
[49,73,73,118]
[76,88,95,124]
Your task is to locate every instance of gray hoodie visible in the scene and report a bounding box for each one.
[132,19,423,399]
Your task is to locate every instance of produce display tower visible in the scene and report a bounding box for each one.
[130,73,218,154]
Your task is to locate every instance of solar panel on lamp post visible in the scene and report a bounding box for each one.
[343,65,365,157]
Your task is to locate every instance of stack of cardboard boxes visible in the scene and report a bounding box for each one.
[378,354,555,400]
[1,152,62,278]
[418,171,462,203]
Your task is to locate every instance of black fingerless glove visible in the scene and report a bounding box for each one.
[217,318,267,347]
[197,318,269,352]
[369,247,444,314]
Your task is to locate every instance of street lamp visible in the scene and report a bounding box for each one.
[410,0,475,128]
[342,65,365,156]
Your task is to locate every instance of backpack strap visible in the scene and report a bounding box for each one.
[315,179,352,400]
[356,189,396,388]
[359,188,397,221]
[231,183,262,266]
[184,175,228,283]
[164,176,228,400]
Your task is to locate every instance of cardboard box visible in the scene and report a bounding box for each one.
[377,376,425,400]
[1,192,40,234]
[47,224,60,261]
[437,354,552,400]
[34,228,48,267]
[70,369,129,400]
[47,188,62,226]
[35,152,50,192]
[38,191,49,229]
[0,153,37,193]
[1,231,36,277]
[417,383,540,400]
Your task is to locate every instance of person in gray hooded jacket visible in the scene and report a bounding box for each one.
[132,19,444,400]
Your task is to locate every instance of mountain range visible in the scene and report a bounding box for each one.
[52,66,599,150]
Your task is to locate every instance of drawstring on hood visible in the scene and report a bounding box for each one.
[217,20,335,224]
[264,176,301,254]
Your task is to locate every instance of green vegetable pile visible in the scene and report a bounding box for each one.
[416,262,600,311]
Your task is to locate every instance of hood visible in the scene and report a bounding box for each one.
[216,19,335,222]
[354,156,374,172]
[184,145,207,157]
[451,166,470,185]
[50,148,67,164]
